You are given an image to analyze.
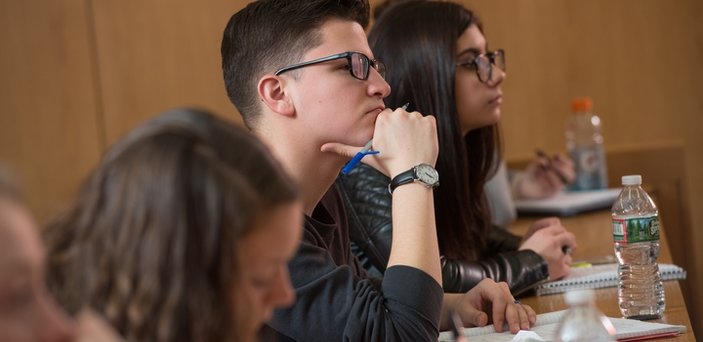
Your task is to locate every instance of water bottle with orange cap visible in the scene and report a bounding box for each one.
[565,97,608,190]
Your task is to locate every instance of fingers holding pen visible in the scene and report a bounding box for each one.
[519,221,576,279]
[535,150,575,185]
[528,223,577,252]
[549,228,577,278]
[551,153,576,183]
[515,159,567,199]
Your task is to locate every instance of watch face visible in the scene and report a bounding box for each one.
[415,164,439,185]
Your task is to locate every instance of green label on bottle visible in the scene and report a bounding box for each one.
[612,215,660,243]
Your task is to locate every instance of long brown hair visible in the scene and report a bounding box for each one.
[44,108,297,341]
[369,1,500,260]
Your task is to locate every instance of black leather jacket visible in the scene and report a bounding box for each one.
[337,164,549,295]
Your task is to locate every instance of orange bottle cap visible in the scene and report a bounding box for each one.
[571,97,593,112]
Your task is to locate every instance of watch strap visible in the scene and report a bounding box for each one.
[388,168,416,194]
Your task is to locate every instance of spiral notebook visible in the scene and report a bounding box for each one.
[439,309,687,342]
[535,263,686,296]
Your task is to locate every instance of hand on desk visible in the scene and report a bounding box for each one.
[512,153,575,199]
[442,279,536,334]
[519,217,576,280]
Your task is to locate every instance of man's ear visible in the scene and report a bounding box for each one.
[258,75,295,117]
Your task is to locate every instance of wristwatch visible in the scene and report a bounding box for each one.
[388,163,440,194]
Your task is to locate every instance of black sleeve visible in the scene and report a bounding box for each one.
[267,232,443,342]
[441,250,549,295]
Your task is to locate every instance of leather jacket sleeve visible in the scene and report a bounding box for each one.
[337,164,549,294]
[441,250,548,295]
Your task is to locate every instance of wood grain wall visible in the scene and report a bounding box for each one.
[1,0,701,335]
[0,0,247,222]
[90,0,244,144]
[0,0,103,221]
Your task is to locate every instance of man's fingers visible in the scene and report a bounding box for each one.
[503,301,535,333]
[320,142,362,158]
[504,302,521,333]
[461,307,489,327]
[517,303,532,331]
[486,282,512,332]
[491,298,507,333]
[524,304,537,326]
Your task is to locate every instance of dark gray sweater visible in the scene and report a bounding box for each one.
[263,183,443,341]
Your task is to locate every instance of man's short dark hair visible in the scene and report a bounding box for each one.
[221,0,370,128]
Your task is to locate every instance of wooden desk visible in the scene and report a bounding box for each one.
[510,210,696,341]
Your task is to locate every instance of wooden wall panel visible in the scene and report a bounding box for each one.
[90,0,249,145]
[0,0,102,222]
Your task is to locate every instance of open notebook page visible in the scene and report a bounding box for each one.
[439,309,686,342]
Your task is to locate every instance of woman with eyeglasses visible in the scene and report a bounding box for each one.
[338,0,577,295]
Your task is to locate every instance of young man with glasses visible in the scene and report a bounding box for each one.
[221,0,535,340]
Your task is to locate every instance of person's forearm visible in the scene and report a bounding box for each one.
[387,182,441,284]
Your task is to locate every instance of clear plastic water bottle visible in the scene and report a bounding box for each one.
[555,289,616,342]
[565,97,608,190]
[611,175,665,319]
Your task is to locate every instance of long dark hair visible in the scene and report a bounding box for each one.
[369,1,501,260]
[44,108,297,341]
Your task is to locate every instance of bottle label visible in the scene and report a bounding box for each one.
[612,215,660,243]
[568,145,607,191]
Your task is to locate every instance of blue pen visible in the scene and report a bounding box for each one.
[341,103,409,175]
[340,140,377,175]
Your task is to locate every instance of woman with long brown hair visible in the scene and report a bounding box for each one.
[44,108,302,342]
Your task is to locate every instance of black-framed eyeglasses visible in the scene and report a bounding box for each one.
[456,49,505,84]
[274,51,386,81]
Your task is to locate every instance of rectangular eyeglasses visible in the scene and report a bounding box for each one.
[456,49,505,84]
[274,51,386,81]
